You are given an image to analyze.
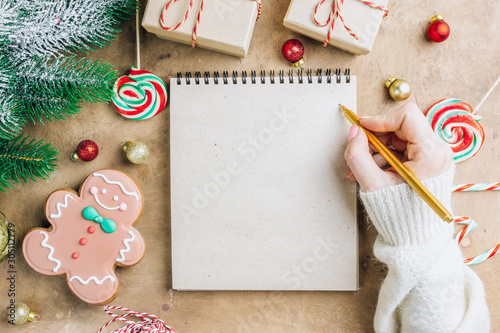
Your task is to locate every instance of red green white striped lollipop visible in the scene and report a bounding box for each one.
[425,98,484,163]
[112,67,167,120]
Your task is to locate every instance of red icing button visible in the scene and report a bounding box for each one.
[88,226,95,234]
[72,252,79,259]
[80,238,87,245]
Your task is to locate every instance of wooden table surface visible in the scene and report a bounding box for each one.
[1,1,499,332]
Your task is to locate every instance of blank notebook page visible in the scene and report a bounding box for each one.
[170,72,357,290]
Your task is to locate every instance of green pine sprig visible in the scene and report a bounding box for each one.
[1,0,139,59]
[0,96,26,140]
[0,56,117,131]
[0,0,17,47]
[0,134,58,193]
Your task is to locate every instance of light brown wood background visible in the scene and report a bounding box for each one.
[1,0,499,332]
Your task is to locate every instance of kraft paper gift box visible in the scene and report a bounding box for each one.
[283,0,389,55]
[142,0,260,57]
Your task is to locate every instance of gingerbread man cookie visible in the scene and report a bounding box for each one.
[22,170,145,305]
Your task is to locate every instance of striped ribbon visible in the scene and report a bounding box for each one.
[452,186,500,265]
[160,0,262,48]
[97,306,175,333]
[314,0,388,47]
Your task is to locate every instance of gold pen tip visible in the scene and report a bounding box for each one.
[444,214,454,223]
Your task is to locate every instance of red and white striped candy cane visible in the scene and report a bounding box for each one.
[97,306,175,333]
[160,0,262,48]
[314,0,388,47]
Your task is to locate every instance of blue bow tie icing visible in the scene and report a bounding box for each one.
[82,207,117,234]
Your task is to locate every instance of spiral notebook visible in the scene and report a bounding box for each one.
[170,69,358,291]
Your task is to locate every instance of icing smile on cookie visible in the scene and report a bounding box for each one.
[90,186,127,211]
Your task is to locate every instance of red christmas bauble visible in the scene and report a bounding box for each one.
[281,39,305,67]
[427,15,450,43]
[73,140,99,162]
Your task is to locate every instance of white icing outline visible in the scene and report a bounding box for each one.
[93,172,139,201]
[69,275,116,285]
[39,231,61,272]
[93,194,120,211]
[49,194,74,218]
[116,230,136,262]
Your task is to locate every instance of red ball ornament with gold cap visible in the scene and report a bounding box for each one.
[71,140,99,162]
[427,14,450,43]
[281,39,305,67]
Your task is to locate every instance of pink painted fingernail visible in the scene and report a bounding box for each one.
[348,125,358,140]
[359,116,372,120]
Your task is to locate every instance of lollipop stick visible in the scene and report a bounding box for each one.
[136,6,141,70]
[474,76,499,114]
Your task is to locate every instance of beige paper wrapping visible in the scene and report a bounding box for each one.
[283,0,389,55]
[142,0,259,57]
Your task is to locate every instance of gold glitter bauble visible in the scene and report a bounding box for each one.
[123,141,149,164]
[9,303,36,325]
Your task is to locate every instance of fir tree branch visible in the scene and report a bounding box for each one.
[0,134,58,192]
[0,56,117,127]
[2,0,139,59]
[0,0,18,46]
[0,95,26,140]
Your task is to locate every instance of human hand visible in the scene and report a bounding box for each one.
[344,103,453,192]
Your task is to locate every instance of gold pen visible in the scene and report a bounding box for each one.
[340,105,454,223]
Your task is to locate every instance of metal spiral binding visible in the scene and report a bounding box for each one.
[317,69,322,83]
[176,69,351,84]
[232,71,238,84]
[298,69,303,83]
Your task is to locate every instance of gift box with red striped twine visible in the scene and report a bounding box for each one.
[97,306,175,333]
[160,0,262,48]
[313,0,388,46]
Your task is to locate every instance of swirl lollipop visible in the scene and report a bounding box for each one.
[425,98,484,163]
[112,66,167,120]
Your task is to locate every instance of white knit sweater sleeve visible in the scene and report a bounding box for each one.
[360,165,490,333]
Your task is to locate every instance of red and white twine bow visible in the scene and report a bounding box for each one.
[314,0,388,46]
[97,306,175,333]
[160,0,262,48]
